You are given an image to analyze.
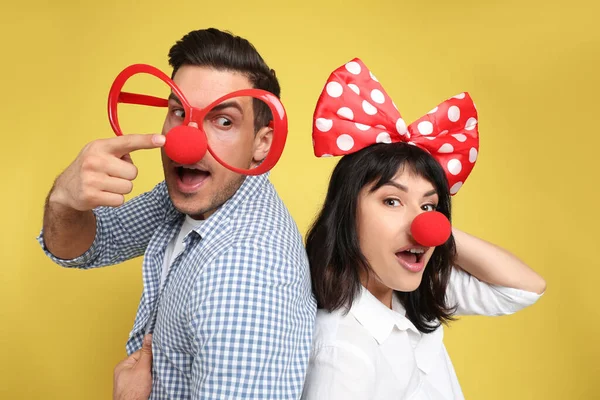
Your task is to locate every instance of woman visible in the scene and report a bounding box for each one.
[301,58,545,399]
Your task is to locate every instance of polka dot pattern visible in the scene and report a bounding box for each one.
[418,121,434,135]
[362,100,378,115]
[452,134,467,142]
[337,107,354,120]
[376,132,391,143]
[345,61,361,75]
[315,118,333,132]
[355,123,371,131]
[469,147,478,163]
[312,57,479,194]
[348,84,360,95]
[438,143,454,153]
[447,159,462,175]
[448,106,460,122]
[371,89,385,104]
[396,118,407,135]
[450,182,463,194]
[336,134,354,151]
[326,81,343,98]
[465,117,478,130]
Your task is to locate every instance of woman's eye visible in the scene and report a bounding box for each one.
[422,204,437,212]
[384,198,401,207]
[173,109,185,118]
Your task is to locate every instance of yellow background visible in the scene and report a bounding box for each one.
[1,0,598,398]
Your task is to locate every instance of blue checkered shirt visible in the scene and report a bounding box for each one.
[38,173,316,399]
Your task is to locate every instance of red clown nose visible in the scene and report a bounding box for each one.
[163,126,208,165]
[410,211,452,247]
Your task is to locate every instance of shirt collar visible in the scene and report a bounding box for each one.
[350,286,420,345]
[193,172,270,239]
[163,172,270,239]
[351,286,445,374]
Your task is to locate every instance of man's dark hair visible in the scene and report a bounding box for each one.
[168,28,280,132]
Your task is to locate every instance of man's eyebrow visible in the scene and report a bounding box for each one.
[167,95,244,115]
[168,92,182,106]
[207,101,244,115]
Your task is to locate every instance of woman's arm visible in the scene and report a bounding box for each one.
[452,228,546,294]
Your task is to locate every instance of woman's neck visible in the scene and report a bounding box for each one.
[360,273,394,309]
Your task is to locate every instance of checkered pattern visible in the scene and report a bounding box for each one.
[38,173,316,399]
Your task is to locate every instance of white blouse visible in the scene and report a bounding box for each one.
[301,268,542,400]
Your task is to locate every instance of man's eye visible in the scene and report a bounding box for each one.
[214,117,232,127]
[173,109,185,118]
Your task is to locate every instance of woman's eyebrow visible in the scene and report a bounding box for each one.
[381,181,437,198]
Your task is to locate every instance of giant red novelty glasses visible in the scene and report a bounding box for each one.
[108,64,288,175]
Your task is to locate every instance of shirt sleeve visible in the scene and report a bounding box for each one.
[446,267,544,316]
[301,344,376,400]
[188,243,316,399]
[37,181,172,269]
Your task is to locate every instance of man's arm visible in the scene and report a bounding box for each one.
[39,134,167,267]
[43,189,96,260]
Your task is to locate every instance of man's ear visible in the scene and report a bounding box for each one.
[252,122,274,164]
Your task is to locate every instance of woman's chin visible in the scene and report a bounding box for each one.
[387,273,424,293]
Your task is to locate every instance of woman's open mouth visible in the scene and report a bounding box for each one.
[395,247,427,273]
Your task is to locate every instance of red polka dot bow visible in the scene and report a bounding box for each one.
[312,58,479,195]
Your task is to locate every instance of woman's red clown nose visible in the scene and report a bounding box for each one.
[411,211,452,247]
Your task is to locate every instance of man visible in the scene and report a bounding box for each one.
[38,28,316,399]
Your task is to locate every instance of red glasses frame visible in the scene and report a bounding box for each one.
[107,64,288,175]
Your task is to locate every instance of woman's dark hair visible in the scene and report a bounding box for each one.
[168,28,279,132]
[305,142,457,333]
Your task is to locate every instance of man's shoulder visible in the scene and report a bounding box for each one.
[212,180,307,269]
[146,180,169,199]
[191,175,307,268]
[232,178,299,239]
